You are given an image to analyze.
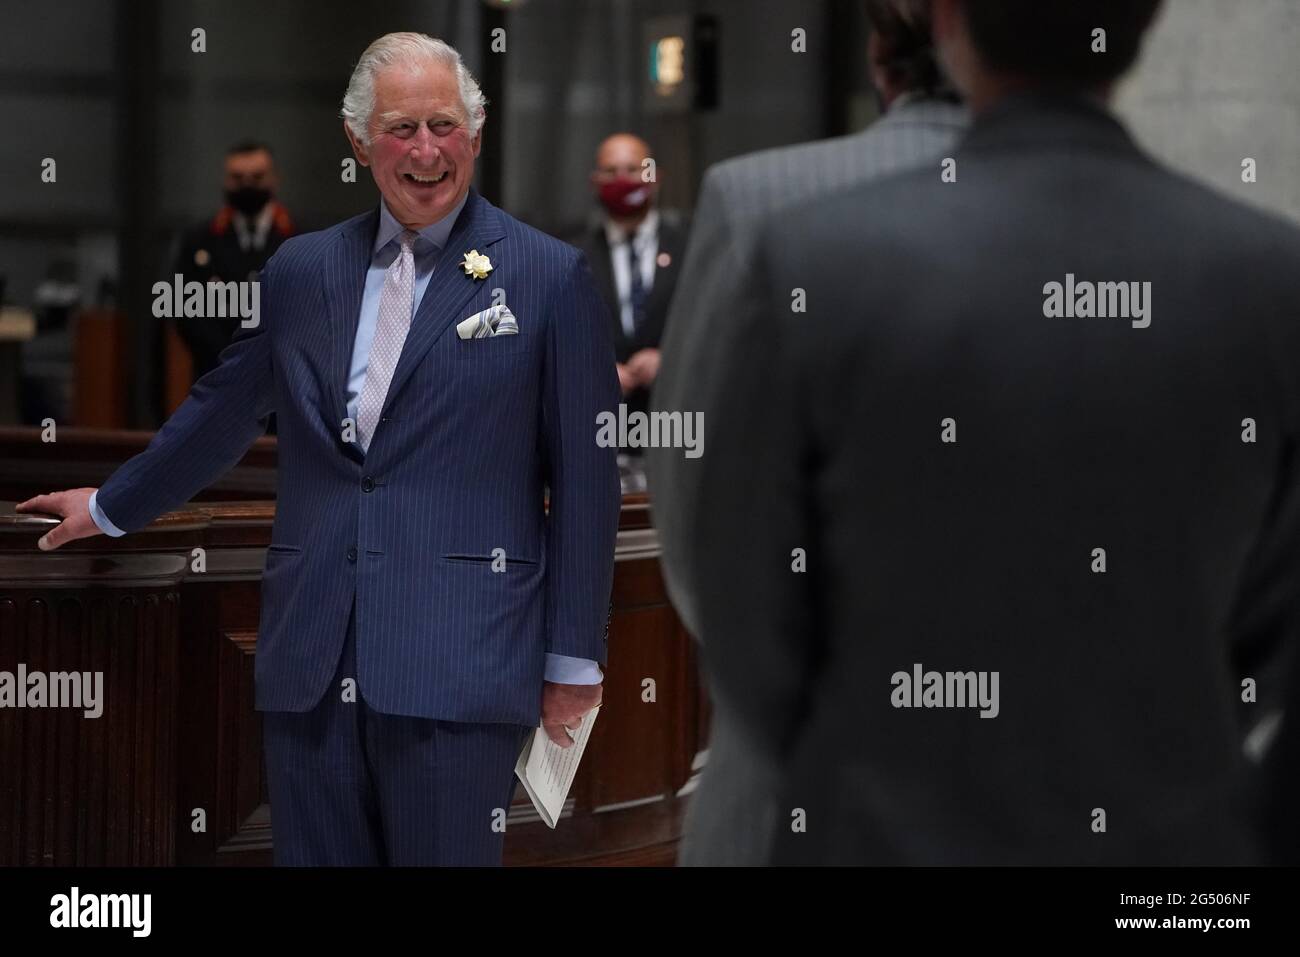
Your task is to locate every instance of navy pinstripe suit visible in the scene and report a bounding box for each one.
[96,189,621,863]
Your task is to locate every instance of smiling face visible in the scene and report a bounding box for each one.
[344,60,481,229]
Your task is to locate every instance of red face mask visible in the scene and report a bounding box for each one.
[598,177,651,218]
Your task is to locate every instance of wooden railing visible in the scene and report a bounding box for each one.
[0,430,706,866]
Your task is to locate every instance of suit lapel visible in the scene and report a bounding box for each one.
[593,228,633,353]
[642,218,683,337]
[586,227,618,316]
[324,207,379,431]
[379,188,508,420]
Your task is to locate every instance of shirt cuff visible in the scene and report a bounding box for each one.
[544,653,604,685]
[88,490,126,537]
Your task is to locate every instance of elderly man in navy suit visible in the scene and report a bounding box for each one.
[17,32,621,866]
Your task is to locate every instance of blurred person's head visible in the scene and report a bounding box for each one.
[341,32,486,229]
[863,0,951,109]
[932,0,1163,114]
[590,133,656,228]
[223,141,278,216]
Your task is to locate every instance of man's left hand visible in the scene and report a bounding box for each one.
[541,681,602,748]
[625,348,661,386]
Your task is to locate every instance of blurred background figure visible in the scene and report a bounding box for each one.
[654,0,963,637]
[567,134,687,468]
[648,0,965,866]
[172,140,295,381]
[662,0,1300,866]
[15,262,81,425]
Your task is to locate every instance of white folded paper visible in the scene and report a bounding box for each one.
[514,706,600,829]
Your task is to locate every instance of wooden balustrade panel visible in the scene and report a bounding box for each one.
[0,537,188,865]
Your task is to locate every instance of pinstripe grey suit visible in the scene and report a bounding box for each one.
[647,96,966,866]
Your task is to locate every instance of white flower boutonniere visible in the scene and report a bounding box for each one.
[461,249,493,280]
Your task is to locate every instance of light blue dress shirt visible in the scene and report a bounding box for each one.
[345,193,467,425]
[90,194,603,687]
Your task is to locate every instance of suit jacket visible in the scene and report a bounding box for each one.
[647,96,966,865]
[679,92,1300,865]
[568,211,688,422]
[98,189,622,724]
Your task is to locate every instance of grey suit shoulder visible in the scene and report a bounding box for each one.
[702,98,966,239]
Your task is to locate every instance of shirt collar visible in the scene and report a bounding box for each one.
[374,189,470,254]
[604,207,659,247]
[889,90,921,110]
[233,203,275,230]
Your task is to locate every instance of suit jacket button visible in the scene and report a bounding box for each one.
[361,476,374,492]
[346,547,357,562]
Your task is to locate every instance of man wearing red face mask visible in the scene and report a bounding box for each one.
[569,134,688,448]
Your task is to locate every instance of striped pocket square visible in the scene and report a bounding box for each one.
[456,304,519,339]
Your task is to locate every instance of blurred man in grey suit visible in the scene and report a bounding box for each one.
[648,0,965,865]
[659,0,1300,865]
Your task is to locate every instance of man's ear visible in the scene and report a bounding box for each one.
[929,0,970,90]
[344,120,371,167]
[931,0,961,47]
[470,126,483,158]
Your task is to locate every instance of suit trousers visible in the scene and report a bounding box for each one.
[262,599,533,865]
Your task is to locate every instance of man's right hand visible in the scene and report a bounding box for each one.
[15,488,103,551]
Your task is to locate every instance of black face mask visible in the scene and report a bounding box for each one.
[225,186,272,216]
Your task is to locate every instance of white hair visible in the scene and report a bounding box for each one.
[341,32,487,145]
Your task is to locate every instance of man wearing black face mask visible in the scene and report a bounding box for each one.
[172,140,295,381]
[567,134,688,448]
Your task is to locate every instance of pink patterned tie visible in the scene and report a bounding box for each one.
[356,229,418,452]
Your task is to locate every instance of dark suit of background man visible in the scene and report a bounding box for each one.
[173,140,295,381]
[648,0,966,865]
[568,134,686,444]
[657,0,1300,865]
[19,32,620,866]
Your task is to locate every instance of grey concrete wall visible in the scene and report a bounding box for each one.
[1115,0,1300,223]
